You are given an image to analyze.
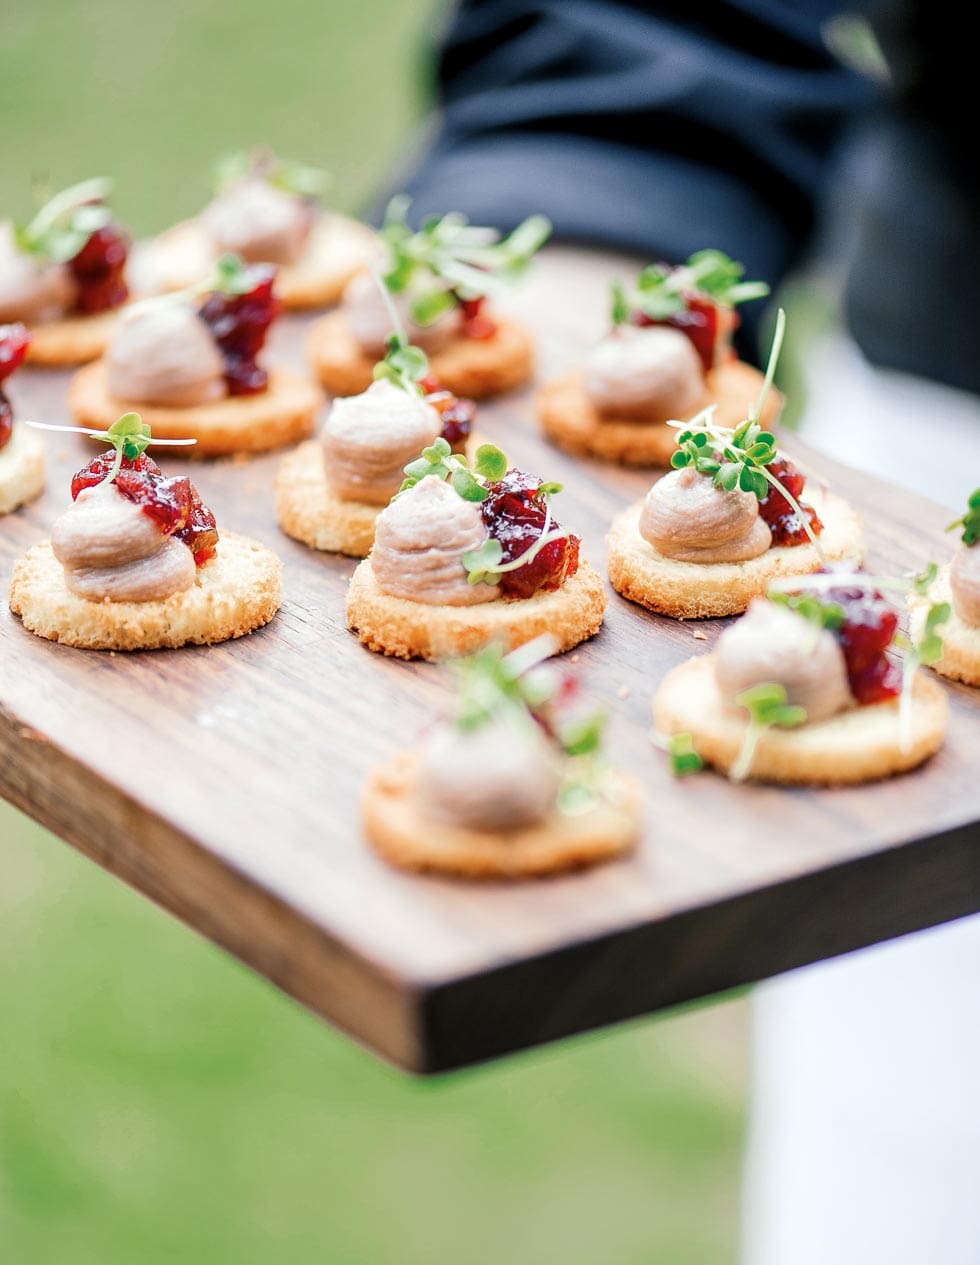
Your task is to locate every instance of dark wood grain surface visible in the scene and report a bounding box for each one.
[2,247,978,1073]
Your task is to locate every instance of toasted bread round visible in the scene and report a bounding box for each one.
[535,359,782,466]
[346,557,606,661]
[363,750,642,878]
[908,564,980,687]
[68,361,323,458]
[25,309,121,367]
[607,486,864,619]
[9,530,281,651]
[0,426,45,515]
[276,439,380,558]
[307,309,535,399]
[653,653,947,784]
[130,214,381,310]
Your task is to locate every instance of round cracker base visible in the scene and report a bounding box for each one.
[653,654,947,785]
[9,530,281,651]
[363,751,642,878]
[607,487,864,619]
[307,310,535,399]
[346,558,606,661]
[131,214,380,310]
[276,440,380,558]
[908,565,980,687]
[0,426,45,515]
[535,360,782,467]
[68,361,323,457]
[25,309,121,367]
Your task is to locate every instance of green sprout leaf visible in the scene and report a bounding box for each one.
[947,488,980,546]
[730,683,807,782]
[450,466,488,502]
[210,252,256,296]
[473,444,507,482]
[610,249,769,327]
[380,198,551,310]
[660,731,704,777]
[372,332,430,395]
[768,591,845,631]
[15,177,114,264]
[461,538,504,585]
[213,149,330,201]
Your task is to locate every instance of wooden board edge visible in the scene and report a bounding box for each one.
[0,701,429,1073]
[416,824,980,1073]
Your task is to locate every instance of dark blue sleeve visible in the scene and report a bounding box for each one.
[391,1,876,319]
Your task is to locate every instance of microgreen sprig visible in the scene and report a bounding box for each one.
[730,684,807,782]
[947,488,980,546]
[398,436,506,502]
[372,332,429,395]
[461,498,567,587]
[894,590,950,752]
[25,413,195,482]
[381,196,551,324]
[652,730,704,777]
[14,178,114,264]
[610,249,769,326]
[212,149,331,201]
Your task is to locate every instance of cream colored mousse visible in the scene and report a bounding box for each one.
[343,270,463,359]
[639,465,771,563]
[321,379,441,505]
[200,177,314,267]
[0,222,76,324]
[105,302,226,407]
[370,474,498,606]
[50,480,196,602]
[584,325,704,421]
[950,544,980,627]
[715,598,853,723]
[417,713,562,831]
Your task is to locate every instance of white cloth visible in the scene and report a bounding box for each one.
[742,329,980,1265]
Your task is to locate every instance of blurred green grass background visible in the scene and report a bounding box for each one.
[1,3,747,1261]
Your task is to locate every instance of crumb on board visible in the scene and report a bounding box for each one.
[616,685,630,699]
[570,654,580,664]
[692,629,708,640]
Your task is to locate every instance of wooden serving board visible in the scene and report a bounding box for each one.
[1,248,978,1073]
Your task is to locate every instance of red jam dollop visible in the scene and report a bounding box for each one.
[458,295,496,340]
[634,292,726,374]
[0,322,31,451]
[198,265,280,396]
[71,452,218,565]
[419,372,475,454]
[799,577,901,705]
[757,456,823,547]
[68,221,130,314]
[481,469,580,599]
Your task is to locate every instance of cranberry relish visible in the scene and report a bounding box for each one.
[71,451,218,565]
[480,470,580,599]
[68,220,130,314]
[198,265,280,396]
[794,576,901,705]
[419,372,475,453]
[634,292,724,375]
[757,456,823,547]
[0,323,31,451]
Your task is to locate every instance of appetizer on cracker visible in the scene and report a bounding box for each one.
[277,328,477,558]
[363,638,642,878]
[0,179,130,366]
[69,254,322,456]
[308,198,550,399]
[654,571,948,785]
[607,312,863,618]
[9,413,281,650]
[537,249,775,465]
[130,149,378,309]
[346,440,604,660]
[0,324,44,514]
[908,489,980,686]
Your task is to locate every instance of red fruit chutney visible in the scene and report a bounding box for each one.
[480,470,580,599]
